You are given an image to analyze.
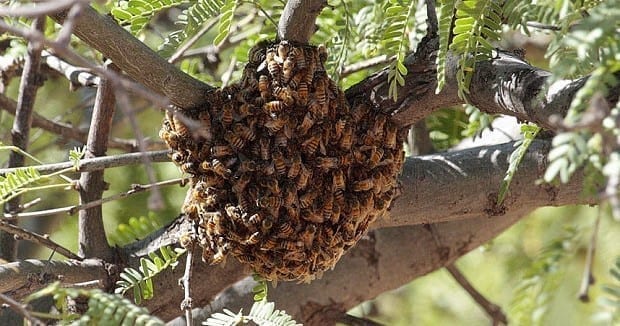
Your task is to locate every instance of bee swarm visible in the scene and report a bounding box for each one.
[160,40,406,282]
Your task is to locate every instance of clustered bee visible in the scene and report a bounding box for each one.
[160,40,407,282]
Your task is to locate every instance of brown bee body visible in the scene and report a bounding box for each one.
[279,240,302,251]
[301,132,321,155]
[296,165,312,190]
[330,203,341,224]
[260,177,280,195]
[259,138,270,161]
[203,159,231,178]
[263,100,284,115]
[232,173,251,194]
[273,87,295,106]
[339,126,353,150]
[298,111,315,135]
[220,103,234,126]
[264,115,287,134]
[385,124,397,149]
[299,191,318,209]
[282,57,295,83]
[211,145,234,157]
[272,151,287,175]
[300,224,317,249]
[287,155,302,179]
[276,222,294,238]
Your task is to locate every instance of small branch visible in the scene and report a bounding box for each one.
[77,63,117,260]
[341,55,391,77]
[446,264,507,326]
[181,244,195,326]
[42,52,100,88]
[425,0,438,37]
[578,209,601,302]
[337,313,383,326]
[2,178,186,219]
[2,17,45,261]
[277,0,328,43]
[0,220,82,261]
[525,21,562,31]
[169,18,219,64]
[0,150,170,176]
[0,0,77,17]
[0,293,45,326]
[0,93,139,152]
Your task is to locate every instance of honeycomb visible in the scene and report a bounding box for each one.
[160,40,406,282]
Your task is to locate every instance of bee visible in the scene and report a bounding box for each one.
[339,126,353,150]
[287,154,302,178]
[330,203,341,224]
[274,130,288,148]
[372,115,387,137]
[202,159,231,178]
[296,165,312,190]
[352,178,374,192]
[260,177,280,195]
[238,160,257,173]
[374,196,388,211]
[236,254,256,264]
[291,47,305,70]
[224,130,246,150]
[332,169,346,191]
[298,111,315,135]
[285,205,300,221]
[181,162,198,174]
[237,193,252,212]
[322,194,334,222]
[211,245,229,265]
[258,196,283,209]
[300,224,317,249]
[258,75,270,97]
[263,100,284,115]
[232,172,251,193]
[178,232,194,248]
[261,216,274,232]
[272,151,287,175]
[368,147,384,168]
[220,103,234,126]
[205,211,224,235]
[261,236,278,250]
[211,145,234,157]
[278,41,290,58]
[266,52,281,80]
[297,81,309,105]
[244,231,261,245]
[276,222,294,238]
[248,44,266,65]
[348,198,361,220]
[284,251,307,262]
[237,103,255,119]
[183,201,200,218]
[225,204,243,225]
[301,207,323,223]
[259,138,270,161]
[273,87,295,106]
[333,119,346,141]
[385,124,397,149]
[282,57,295,83]
[279,240,301,251]
[233,123,256,142]
[247,213,263,231]
[289,72,304,90]
[316,155,350,170]
[261,161,276,176]
[265,115,287,134]
[317,44,328,63]
[361,193,375,213]
[299,191,318,209]
[301,131,321,155]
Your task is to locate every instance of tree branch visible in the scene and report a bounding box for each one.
[77,63,117,260]
[0,220,82,261]
[277,0,328,43]
[2,17,45,261]
[48,6,213,110]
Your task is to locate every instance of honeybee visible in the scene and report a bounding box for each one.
[238,159,257,173]
[211,245,229,265]
[352,178,374,192]
[259,75,270,95]
[348,198,361,220]
[330,203,341,224]
[266,52,281,80]
[171,151,185,165]
[211,145,234,157]
[258,196,283,209]
[287,155,302,178]
[248,44,266,65]
[272,151,287,175]
[274,130,288,148]
[300,224,317,249]
[316,156,350,170]
[339,126,353,150]
[237,193,252,212]
[285,205,300,221]
[205,211,224,235]
[301,131,320,155]
[237,103,255,119]
[291,47,305,69]
[385,124,397,149]
[225,130,246,150]
[317,44,328,63]
[220,103,234,126]
[247,213,263,231]
[299,191,318,209]
[265,115,287,134]
[278,41,290,58]
[261,161,276,176]
[261,216,274,232]
[284,251,307,262]
[322,194,334,222]
[374,196,388,211]
[298,111,315,135]
[368,147,384,168]
[332,169,345,191]
[297,81,309,105]
[233,123,256,142]
[282,57,294,83]
[296,165,312,190]
[244,231,261,245]
[203,159,231,178]
[232,172,251,193]
[279,240,301,251]
[332,119,346,141]
[263,100,284,115]
[178,232,195,248]
[261,237,278,250]
[273,87,295,106]
[301,207,323,223]
[236,254,256,264]
[259,138,270,161]
[260,177,280,195]
[289,72,304,90]
[276,222,294,238]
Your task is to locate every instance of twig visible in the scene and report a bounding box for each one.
[277,0,328,43]
[55,0,89,47]
[71,280,103,289]
[341,55,391,77]
[0,150,170,176]
[77,62,117,260]
[525,21,562,31]
[42,51,100,87]
[169,18,219,64]
[446,264,507,326]
[0,292,45,326]
[0,220,82,260]
[0,0,77,17]
[337,313,383,326]
[2,17,45,261]
[425,0,438,37]
[0,93,140,152]
[2,178,187,219]
[578,208,601,302]
[181,243,195,326]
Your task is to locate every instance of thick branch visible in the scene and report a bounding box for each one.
[77,64,116,260]
[131,140,588,321]
[49,6,212,109]
[2,18,45,261]
[277,0,327,43]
